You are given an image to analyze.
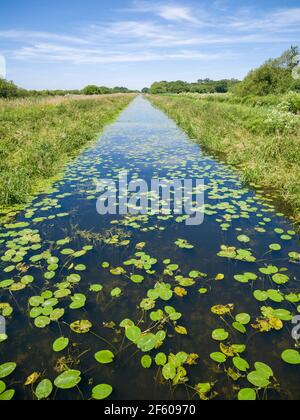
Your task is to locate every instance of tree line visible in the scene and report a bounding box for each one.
[145,79,239,95]
[0,80,137,99]
[145,47,299,97]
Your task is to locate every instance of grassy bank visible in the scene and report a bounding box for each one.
[0,94,135,211]
[148,94,300,222]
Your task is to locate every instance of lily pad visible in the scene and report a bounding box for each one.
[281,350,300,365]
[238,388,257,401]
[92,384,113,400]
[54,370,81,389]
[95,350,115,364]
[35,379,53,400]
[212,329,229,341]
[53,337,69,353]
[0,363,16,379]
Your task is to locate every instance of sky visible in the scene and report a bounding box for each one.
[0,0,299,90]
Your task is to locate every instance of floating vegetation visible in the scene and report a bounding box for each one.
[0,97,299,400]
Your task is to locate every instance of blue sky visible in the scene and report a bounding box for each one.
[0,0,299,90]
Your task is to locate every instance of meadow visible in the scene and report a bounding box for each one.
[0,94,135,215]
[148,92,300,224]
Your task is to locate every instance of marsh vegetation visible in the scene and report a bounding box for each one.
[0,94,135,213]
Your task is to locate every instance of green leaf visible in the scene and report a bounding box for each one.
[235,313,251,325]
[53,337,69,353]
[34,316,51,329]
[212,329,229,341]
[0,381,5,394]
[92,384,113,400]
[130,274,144,284]
[237,235,250,243]
[0,362,16,379]
[281,349,300,365]
[35,379,53,400]
[269,244,281,251]
[162,363,176,380]
[137,334,157,352]
[238,388,257,401]
[253,290,268,302]
[0,390,15,400]
[111,287,122,298]
[232,322,247,334]
[233,357,250,372]
[272,273,289,285]
[254,362,273,378]
[54,370,81,389]
[95,350,115,364]
[89,284,103,292]
[125,326,142,343]
[155,353,167,366]
[247,371,270,389]
[210,352,227,363]
[141,355,152,369]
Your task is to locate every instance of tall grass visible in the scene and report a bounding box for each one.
[0,94,135,209]
[149,94,300,222]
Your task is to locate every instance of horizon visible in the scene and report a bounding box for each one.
[0,0,299,90]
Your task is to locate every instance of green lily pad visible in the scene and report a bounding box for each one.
[0,363,16,379]
[212,329,229,341]
[53,337,69,353]
[210,352,227,363]
[238,388,257,401]
[233,357,250,372]
[54,370,81,389]
[92,384,113,400]
[35,379,53,400]
[141,355,152,369]
[95,350,115,364]
[281,350,300,365]
[130,274,144,284]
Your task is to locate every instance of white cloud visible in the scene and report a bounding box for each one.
[11,42,232,64]
[155,5,198,23]
[129,1,203,24]
[0,30,88,44]
[228,7,300,32]
[1,3,299,67]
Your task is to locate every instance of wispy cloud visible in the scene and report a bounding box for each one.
[0,2,299,67]
[11,42,230,64]
[129,1,203,23]
[0,30,88,45]
[227,7,300,32]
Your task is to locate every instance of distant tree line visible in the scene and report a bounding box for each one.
[146,79,239,95]
[0,79,137,99]
[145,47,300,97]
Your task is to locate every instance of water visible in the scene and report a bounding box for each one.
[0,96,299,400]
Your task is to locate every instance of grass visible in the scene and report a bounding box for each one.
[0,94,135,212]
[148,93,300,223]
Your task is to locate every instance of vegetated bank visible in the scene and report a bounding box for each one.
[0,77,138,98]
[148,92,300,223]
[148,47,300,223]
[0,94,135,215]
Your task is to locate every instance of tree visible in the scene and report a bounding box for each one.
[0,78,23,98]
[82,85,101,95]
[235,46,299,96]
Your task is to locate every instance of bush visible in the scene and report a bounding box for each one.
[0,78,25,98]
[283,92,300,114]
[235,47,299,97]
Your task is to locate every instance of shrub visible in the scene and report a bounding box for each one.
[0,78,25,98]
[234,47,299,97]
